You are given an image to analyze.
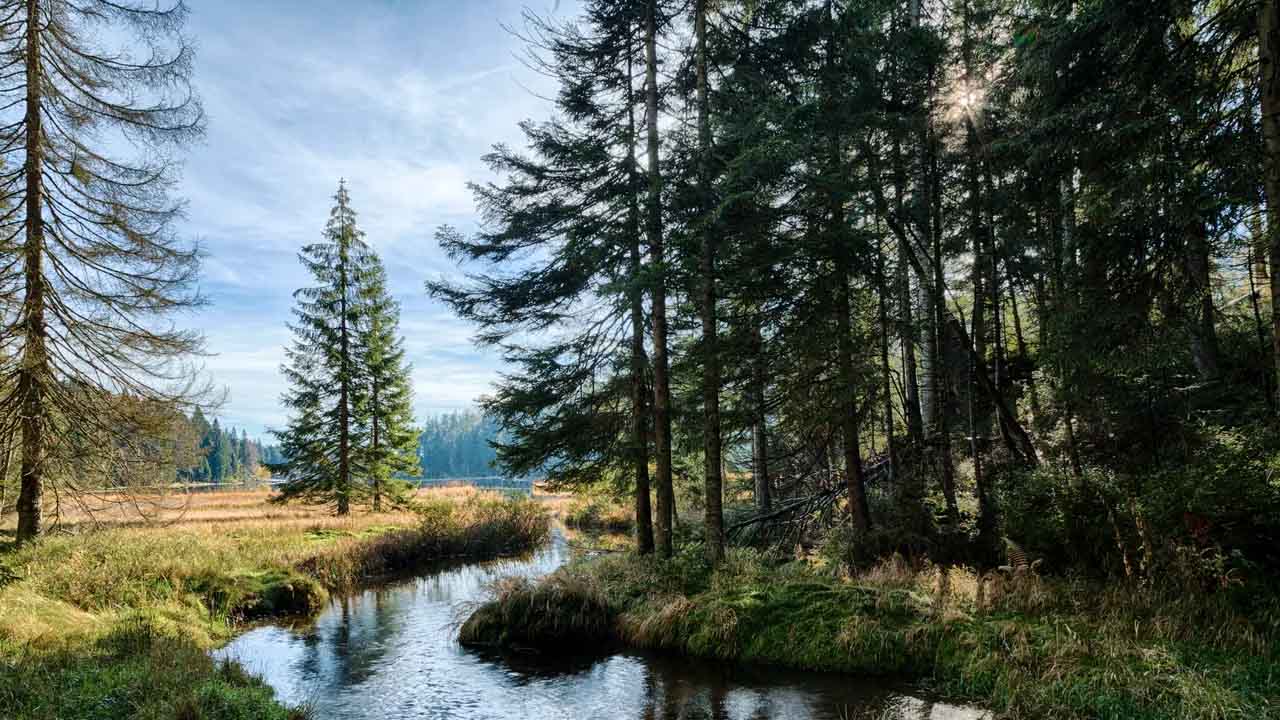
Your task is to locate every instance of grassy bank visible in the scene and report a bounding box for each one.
[460,547,1279,720]
[0,488,549,720]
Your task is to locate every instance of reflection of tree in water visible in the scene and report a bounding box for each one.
[638,658,730,720]
[293,588,406,689]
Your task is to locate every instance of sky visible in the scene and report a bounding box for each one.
[178,0,578,439]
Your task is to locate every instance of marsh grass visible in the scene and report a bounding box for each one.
[460,548,1280,720]
[0,488,549,720]
[562,496,634,534]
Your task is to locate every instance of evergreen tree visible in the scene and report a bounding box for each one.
[273,182,379,514]
[1,0,206,543]
[358,257,420,510]
[428,0,663,551]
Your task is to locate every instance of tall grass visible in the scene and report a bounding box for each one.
[460,548,1280,720]
[562,496,634,534]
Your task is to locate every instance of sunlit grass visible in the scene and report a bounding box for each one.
[0,487,550,720]
[461,548,1280,720]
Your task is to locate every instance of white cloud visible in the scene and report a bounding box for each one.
[177,0,574,437]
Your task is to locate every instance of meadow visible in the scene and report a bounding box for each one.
[0,487,549,720]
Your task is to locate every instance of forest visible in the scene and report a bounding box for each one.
[416,411,502,478]
[434,0,1280,576]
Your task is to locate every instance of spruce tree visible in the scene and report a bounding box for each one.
[358,257,420,511]
[1,0,206,543]
[274,182,378,514]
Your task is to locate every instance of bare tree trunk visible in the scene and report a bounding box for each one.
[1262,0,1280,413]
[751,316,771,513]
[694,0,723,564]
[625,34,654,555]
[839,274,871,533]
[1250,219,1275,410]
[644,0,675,557]
[1185,220,1222,381]
[928,131,959,525]
[877,237,899,488]
[16,0,46,544]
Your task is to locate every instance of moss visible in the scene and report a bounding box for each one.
[0,620,306,720]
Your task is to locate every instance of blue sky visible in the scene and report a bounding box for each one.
[179,0,577,439]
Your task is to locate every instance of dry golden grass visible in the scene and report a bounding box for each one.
[0,487,550,650]
[0,485,488,534]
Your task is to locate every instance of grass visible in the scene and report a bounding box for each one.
[459,546,1280,720]
[0,487,550,720]
[561,496,634,534]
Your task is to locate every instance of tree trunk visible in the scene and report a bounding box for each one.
[626,41,654,555]
[372,383,381,512]
[927,130,959,525]
[898,237,923,443]
[337,207,352,517]
[839,274,871,533]
[1185,220,1221,381]
[1263,0,1280,413]
[694,0,723,564]
[644,0,675,557]
[751,316,771,513]
[16,0,46,544]
[877,241,900,489]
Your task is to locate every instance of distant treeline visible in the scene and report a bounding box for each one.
[178,408,281,484]
[416,411,499,479]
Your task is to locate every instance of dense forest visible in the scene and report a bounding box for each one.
[417,411,501,478]
[177,408,279,484]
[433,0,1280,575]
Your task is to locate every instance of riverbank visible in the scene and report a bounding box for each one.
[0,488,549,720]
[459,547,1279,720]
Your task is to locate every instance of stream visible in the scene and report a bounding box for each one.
[213,530,988,719]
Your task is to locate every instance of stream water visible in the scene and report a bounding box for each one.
[214,531,987,719]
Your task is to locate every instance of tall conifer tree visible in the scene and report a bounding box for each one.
[1,0,206,543]
[359,258,420,511]
[274,182,377,514]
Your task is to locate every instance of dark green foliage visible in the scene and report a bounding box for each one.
[178,409,272,483]
[358,256,420,509]
[273,182,418,512]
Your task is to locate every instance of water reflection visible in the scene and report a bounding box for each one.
[214,533,987,720]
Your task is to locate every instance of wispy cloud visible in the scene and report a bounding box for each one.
[179,0,574,437]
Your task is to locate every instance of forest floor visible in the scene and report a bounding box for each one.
[460,541,1280,720]
[0,487,549,720]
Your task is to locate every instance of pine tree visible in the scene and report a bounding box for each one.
[2,0,206,543]
[429,1,661,547]
[273,181,378,514]
[358,257,420,511]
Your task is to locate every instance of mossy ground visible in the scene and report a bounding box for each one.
[0,489,549,720]
[460,547,1280,720]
